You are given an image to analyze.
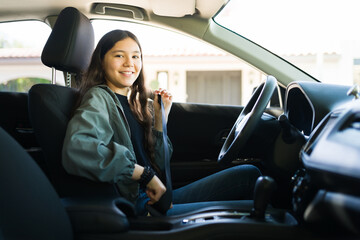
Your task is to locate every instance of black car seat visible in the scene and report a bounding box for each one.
[28,7,119,198]
[0,126,132,239]
[0,127,74,240]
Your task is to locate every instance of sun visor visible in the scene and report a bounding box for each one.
[150,0,196,17]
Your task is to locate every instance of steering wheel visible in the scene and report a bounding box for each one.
[218,76,278,166]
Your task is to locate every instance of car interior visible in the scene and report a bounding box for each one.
[0,1,360,240]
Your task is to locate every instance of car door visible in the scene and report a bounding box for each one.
[168,102,243,188]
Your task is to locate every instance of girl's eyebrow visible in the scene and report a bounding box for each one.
[111,50,141,54]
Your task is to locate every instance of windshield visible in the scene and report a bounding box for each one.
[215,0,360,86]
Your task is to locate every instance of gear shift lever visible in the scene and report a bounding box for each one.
[250,176,276,219]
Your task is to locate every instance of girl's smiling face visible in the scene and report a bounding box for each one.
[103,37,142,95]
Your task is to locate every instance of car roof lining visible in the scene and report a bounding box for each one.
[0,0,227,22]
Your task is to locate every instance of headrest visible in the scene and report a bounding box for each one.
[41,7,94,73]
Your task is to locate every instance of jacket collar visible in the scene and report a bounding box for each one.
[94,84,132,136]
[95,84,125,110]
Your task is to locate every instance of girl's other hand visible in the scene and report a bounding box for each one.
[154,88,172,131]
[146,175,166,205]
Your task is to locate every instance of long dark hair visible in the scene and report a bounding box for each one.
[77,29,157,172]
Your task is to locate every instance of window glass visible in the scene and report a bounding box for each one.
[215,0,360,86]
[0,21,63,92]
[92,20,266,105]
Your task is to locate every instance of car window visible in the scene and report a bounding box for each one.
[215,0,360,86]
[0,21,64,92]
[92,20,266,106]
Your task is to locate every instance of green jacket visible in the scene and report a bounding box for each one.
[62,85,172,203]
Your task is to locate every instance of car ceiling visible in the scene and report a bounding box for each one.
[0,0,227,22]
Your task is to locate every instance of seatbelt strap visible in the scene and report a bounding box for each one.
[147,95,172,216]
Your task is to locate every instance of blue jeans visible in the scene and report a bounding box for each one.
[135,164,261,216]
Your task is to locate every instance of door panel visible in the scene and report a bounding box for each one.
[167,102,242,188]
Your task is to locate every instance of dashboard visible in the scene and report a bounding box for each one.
[285,81,360,235]
[285,81,353,136]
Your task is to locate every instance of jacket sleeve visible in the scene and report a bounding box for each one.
[62,89,136,185]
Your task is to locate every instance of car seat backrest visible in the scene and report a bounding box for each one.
[0,127,73,240]
[29,7,119,198]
